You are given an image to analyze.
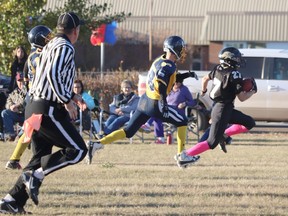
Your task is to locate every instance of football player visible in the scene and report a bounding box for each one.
[176,47,257,168]
[5,25,52,170]
[87,35,200,165]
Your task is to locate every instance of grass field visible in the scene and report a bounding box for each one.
[0,131,288,215]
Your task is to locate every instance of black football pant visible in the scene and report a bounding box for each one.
[207,102,255,149]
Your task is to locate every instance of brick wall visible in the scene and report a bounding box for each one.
[208,42,223,69]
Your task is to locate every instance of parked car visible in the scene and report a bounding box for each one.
[0,72,11,96]
[237,48,288,122]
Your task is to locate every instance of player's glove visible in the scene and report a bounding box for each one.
[189,70,198,80]
[161,103,169,119]
[251,77,257,93]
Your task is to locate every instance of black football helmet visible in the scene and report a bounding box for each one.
[28,25,52,49]
[163,36,187,62]
[218,47,244,68]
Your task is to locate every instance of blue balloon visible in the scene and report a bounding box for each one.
[105,21,117,45]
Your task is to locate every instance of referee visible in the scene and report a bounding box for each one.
[0,12,87,214]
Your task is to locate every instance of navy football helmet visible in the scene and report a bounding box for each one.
[163,36,186,62]
[28,25,52,49]
[218,47,244,68]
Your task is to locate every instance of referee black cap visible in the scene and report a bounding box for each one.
[57,12,84,30]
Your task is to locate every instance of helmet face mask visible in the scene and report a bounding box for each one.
[163,36,186,63]
[218,47,245,68]
[28,25,52,49]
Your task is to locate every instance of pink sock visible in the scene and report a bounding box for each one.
[186,141,210,156]
[225,124,248,136]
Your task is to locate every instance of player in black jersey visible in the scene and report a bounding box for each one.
[175,47,257,168]
[87,36,200,165]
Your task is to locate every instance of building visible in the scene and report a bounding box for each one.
[45,0,288,71]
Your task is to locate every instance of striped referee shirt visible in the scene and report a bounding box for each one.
[30,34,75,104]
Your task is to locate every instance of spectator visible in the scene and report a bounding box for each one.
[1,73,27,141]
[73,79,92,132]
[167,76,196,115]
[9,46,28,92]
[102,80,139,136]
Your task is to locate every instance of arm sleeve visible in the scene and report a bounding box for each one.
[176,72,190,81]
[23,61,29,80]
[158,81,167,104]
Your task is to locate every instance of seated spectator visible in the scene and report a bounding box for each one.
[167,76,196,115]
[72,79,92,131]
[1,73,27,141]
[102,80,139,136]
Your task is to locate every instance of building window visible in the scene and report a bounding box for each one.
[223,42,247,49]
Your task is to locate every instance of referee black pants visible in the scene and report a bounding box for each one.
[8,100,87,207]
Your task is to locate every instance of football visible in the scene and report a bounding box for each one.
[241,78,254,92]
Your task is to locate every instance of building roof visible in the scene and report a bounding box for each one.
[44,0,288,45]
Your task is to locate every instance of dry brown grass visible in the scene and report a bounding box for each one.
[77,71,139,111]
[0,132,288,215]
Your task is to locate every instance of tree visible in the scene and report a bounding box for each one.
[0,0,47,75]
[0,0,131,75]
[42,0,131,43]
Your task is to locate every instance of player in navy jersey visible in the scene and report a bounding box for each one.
[23,48,38,87]
[23,25,53,89]
[176,47,257,168]
[87,36,200,165]
[5,25,52,171]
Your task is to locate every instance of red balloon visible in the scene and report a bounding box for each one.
[90,24,106,46]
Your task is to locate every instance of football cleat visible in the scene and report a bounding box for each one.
[0,199,30,214]
[219,141,227,153]
[86,141,104,165]
[174,151,200,168]
[5,160,22,170]
[22,171,42,205]
[219,134,230,153]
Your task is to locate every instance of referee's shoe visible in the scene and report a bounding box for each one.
[22,171,42,205]
[0,199,31,214]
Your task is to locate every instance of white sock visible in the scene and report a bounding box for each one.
[34,167,45,180]
[4,194,15,202]
[158,137,164,142]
